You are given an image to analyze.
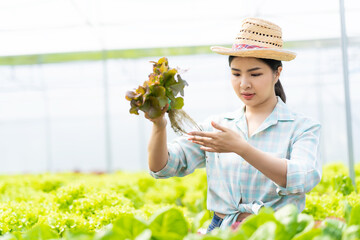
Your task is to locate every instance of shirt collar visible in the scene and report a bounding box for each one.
[274,96,295,121]
[224,96,295,138]
[223,96,295,121]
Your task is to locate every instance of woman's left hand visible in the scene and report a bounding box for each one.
[188,121,247,153]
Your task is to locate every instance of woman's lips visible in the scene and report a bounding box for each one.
[242,93,255,100]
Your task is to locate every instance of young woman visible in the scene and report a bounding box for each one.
[146,17,322,233]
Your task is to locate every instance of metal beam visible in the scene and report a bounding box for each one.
[339,0,356,190]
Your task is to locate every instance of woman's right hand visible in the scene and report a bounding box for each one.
[144,104,169,129]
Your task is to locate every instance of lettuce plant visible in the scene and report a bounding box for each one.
[125,57,201,134]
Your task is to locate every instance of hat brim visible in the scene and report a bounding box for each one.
[210,46,296,61]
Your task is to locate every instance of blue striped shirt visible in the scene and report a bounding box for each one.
[149,96,322,228]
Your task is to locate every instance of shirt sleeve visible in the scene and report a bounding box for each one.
[149,121,209,179]
[275,121,322,196]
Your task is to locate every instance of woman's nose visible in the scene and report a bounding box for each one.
[240,77,251,89]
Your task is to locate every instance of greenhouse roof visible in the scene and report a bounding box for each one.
[1,0,359,58]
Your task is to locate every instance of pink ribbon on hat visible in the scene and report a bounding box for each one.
[232,44,268,50]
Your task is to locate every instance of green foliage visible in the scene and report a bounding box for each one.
[303,192,345,220]
[22,224,59,240]
[342,225,360,240]
[348,204,360,226]
[274,204,299,238]
[292,213,315,239]
[93,214,147,240]
[292,228,322,240]
[240,208,277,238]
[0,169,207,238]
[311,163,348,194]
[191,210,212,233]
[125,57,201,134]
[303,162,360,221]
[148,207,189,240]
[333,175,355,196]
[125,57,188,119]
[0,163,359,239]
[190,204,360,240]
[321,218,346,240]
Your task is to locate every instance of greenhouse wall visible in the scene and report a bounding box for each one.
[0,43,359,174]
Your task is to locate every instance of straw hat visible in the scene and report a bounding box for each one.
[211,17,296,61]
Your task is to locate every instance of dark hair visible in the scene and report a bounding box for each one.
[228,56,286,103]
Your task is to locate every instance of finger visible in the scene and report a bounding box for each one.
[190,139,216,149]
[162,103,169,113]
[188,135,212,143]
[200,146,217,152]
[191,140,209,147]
[188,131,217,138]
[211,121,229,132]
[144,111,166,127]
[144,112,151,120]
[144,112,157,122]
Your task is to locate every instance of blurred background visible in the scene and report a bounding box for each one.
[0,0,359,174]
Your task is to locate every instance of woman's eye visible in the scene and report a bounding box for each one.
[251,73,262,77]
[232,73,240,76]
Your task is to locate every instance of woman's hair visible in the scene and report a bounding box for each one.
[228,56,286,103]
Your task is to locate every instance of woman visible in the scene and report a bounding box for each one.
[146,17,322,233]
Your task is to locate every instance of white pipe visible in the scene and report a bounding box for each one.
[339,0,356,190]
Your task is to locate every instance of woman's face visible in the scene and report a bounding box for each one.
[230,57,282,108]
